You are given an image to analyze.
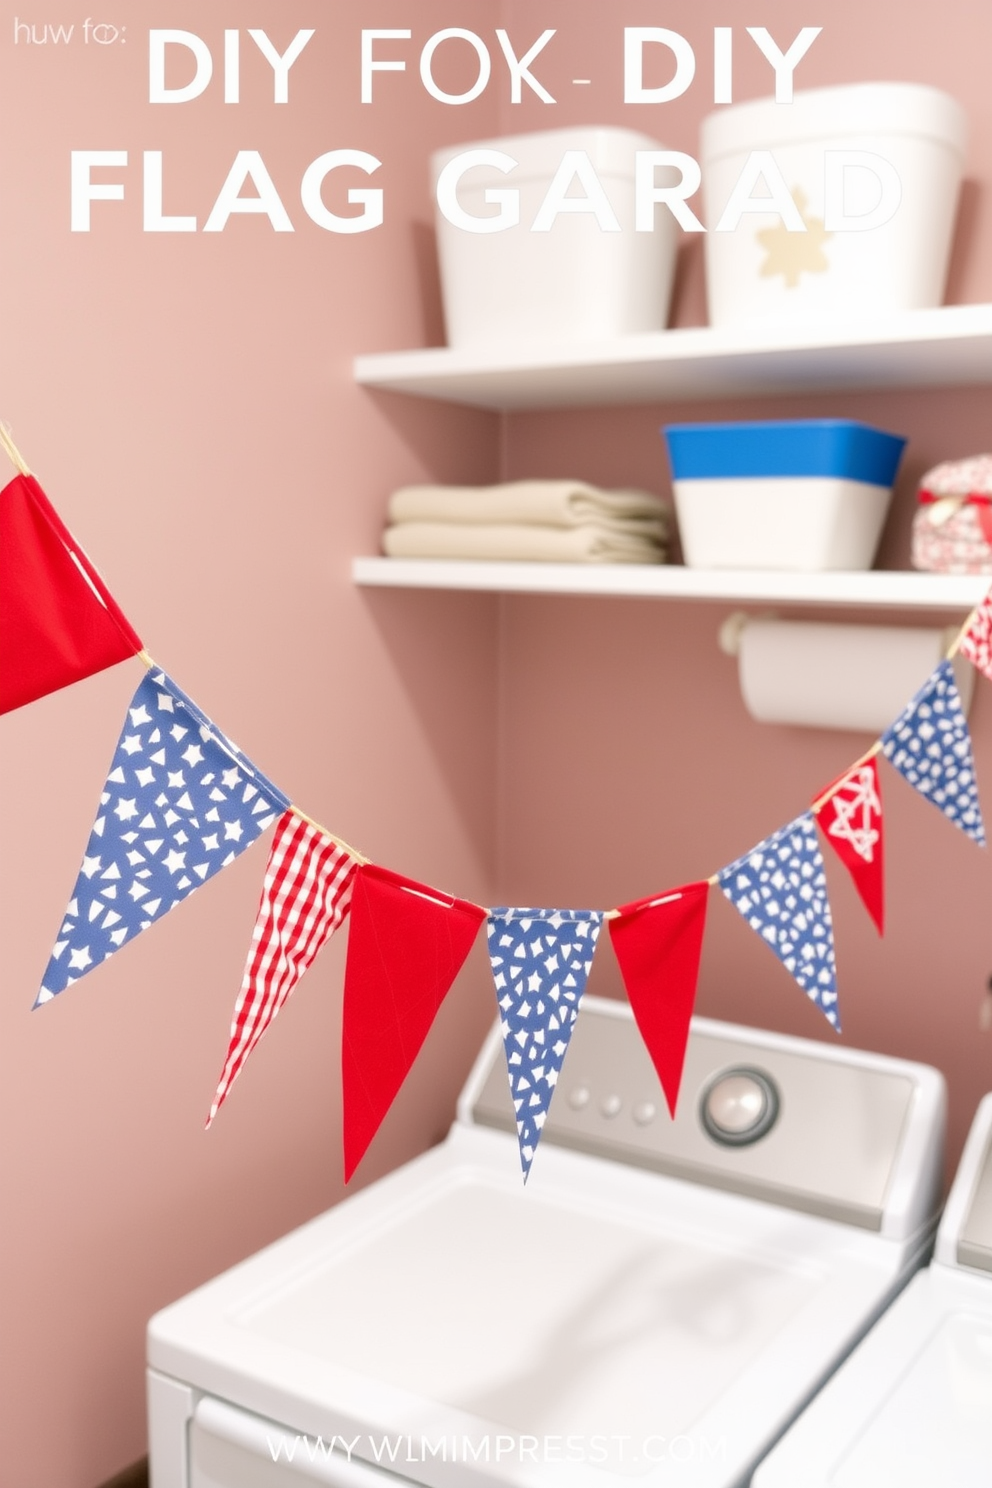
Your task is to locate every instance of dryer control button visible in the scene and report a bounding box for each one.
[700,1068,779,1146]
[568,1086,591,1111]
[632,1101,657,1125]
[600,1094,623,1119]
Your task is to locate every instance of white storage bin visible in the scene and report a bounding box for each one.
[700,83,968,327]
[663,420,906,571]
[431,126,678,349]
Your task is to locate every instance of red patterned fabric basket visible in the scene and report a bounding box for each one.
[911,454,992,575]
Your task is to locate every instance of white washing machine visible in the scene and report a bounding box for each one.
[752,1090,992,1487]
[147,996,946,1488]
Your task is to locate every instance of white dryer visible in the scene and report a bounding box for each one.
[753,1090,992,1487]
[147,997,946,1488]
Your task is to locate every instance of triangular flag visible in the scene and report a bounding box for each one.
[717,812,840,1031]
[36,669,290,1004]
[880,659,986,846]
[608,882,709,1117]
[207,811,358,1124]
[486,907,603,1180]
[341,865,486,1181]
[813,758,885,934]
[959,588,992,682]
[0,472,143,713]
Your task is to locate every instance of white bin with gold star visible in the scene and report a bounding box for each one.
[700,82,966,328]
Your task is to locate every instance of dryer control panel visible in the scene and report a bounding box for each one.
[467,998,944,1235]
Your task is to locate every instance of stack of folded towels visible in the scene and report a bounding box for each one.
[382,479,672,564]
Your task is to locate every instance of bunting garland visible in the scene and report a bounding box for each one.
[207,811,359,1125]
[717,814,840,1031]
[36,668,290,1004]
[813,759,885,934]
[609,883,709,1117]
[12,429,992,1182]
[880,659,986,846]
[486,908,603,1178]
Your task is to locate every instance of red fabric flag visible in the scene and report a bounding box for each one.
[207,812,358,1126]
[341,864,486,1181]
[608,881,709,1118]
[814,758,885,935]
[0,472,142,714]
[959,588,992,683]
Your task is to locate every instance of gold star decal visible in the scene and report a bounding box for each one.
[756,187,831,289]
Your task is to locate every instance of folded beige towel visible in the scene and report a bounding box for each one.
[382,521,667,565]
[388,480,672,536]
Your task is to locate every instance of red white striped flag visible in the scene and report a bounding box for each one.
[207,810,358,1124]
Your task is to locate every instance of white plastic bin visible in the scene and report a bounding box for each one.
[663,419,906,571]
[700,83,968,327]
[431,126,678,349]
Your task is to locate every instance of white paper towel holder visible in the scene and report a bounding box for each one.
[718,611,974,732]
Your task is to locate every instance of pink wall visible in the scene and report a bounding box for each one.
[0,4,504,1484]
[2,2,991,1485]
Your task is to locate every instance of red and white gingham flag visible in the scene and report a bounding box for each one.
[207,810,358,1124]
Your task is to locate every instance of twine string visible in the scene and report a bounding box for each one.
[289,805,370,866]
[0,424,31,475]
[810,739,884,814]
[945,602,983,662]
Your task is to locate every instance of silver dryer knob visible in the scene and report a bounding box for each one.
[700,1067,780,1146]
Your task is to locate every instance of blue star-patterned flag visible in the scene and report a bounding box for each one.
[486,908,603,1180]
[37,668,290,1005]
[717,812,840,1030]
[881,659,986,846]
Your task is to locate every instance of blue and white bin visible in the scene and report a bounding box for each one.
[662,418,906,571]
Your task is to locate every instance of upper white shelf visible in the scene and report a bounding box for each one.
[354,303,992,411]
[352,558,988,611]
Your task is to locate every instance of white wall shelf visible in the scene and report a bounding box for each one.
[354,303,992,412]
[352,558,988,612]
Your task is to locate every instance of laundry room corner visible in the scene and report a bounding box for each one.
[3,1,992,1485]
